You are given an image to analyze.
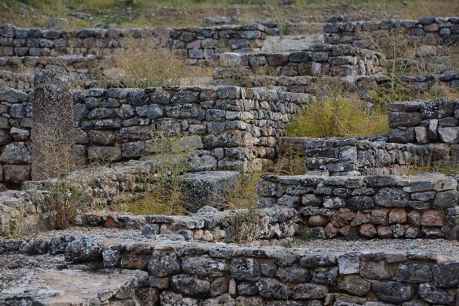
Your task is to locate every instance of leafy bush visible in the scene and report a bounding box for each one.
[287,96,389,138]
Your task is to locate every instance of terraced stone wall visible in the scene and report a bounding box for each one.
[169,23,278,64]
[0,88,32,186]
[7,237,459,306]
[72,86,311,172]
[0,156,298,239]
[0,159,154,237]
[0,55,104,90]
[0,86,311,185]
[324,17,459,48]
[282,137,452,176]
[79,206,298,243]
[388,100,459,145]
[257,174,459,239]
[215,44,383,82]
[0,25,170,57]
[0,23,275,63]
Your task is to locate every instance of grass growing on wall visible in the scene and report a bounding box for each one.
[287,96,389,138]
[116,132,190,215]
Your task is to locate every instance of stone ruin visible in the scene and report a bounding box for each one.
[0,14,459,306]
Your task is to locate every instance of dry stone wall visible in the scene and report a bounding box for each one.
[79,206,298,243]
[72,86,312,172]
[0,87,32,186]
[215,44,384,82]
[169,23,278,64]
[0,23,275,63]
[3,236,459,306]
[0,55,104,90]
[0,157,297,239]
[324,17,459,48]
[282,137,452,176]
[388,100,459,145]
[257,174,459,239]
[0,86,311,185]
[0,25,168,57]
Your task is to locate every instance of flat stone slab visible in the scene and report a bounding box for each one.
[0,254,148,305]
[181,171,240,212]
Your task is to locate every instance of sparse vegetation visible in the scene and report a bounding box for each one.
[110,42,211,88]
[225,209,260,243]
[2,0,458,29]
[116,132,191,215]
[407,161,459,177]
[226,172,262,210]
[266,145,305,175]
[287,96,389,138]
[46,180,89,229]
[364,29,459,105]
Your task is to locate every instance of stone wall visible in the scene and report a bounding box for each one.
[388,100,459,145]
[257,173,459,239]
[0,159,155,237]
[0,25,168,57]
[4,236,459,306]
[399,71,459,92]
[0,87,32,186]
[72,86,312,172]
[0,86,311,185]
[0,152,300,239]
[0,23,275,64]
[79,206,298,243]
[169,23,278,64]
[281,137,452,176]
[215,44,384,81]
[0,55,104,90]
[324,17,459,48]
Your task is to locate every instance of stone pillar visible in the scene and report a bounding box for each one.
[31,67,75,180]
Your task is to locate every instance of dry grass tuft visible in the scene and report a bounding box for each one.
[226,173,262,210]
[116,132,190,215]
[110,41,212,88]
[287,96,389,138]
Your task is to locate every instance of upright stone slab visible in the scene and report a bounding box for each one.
[31,67,75,180]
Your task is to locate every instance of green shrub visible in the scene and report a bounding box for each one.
[287,96,389,138]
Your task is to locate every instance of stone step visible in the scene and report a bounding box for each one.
[78,205,298,243]
[2,236,459,305]
[261,34,324,53]
[0,253,151,305]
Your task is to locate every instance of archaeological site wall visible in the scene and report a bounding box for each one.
[388,100,459,145]
[2,233,459,306]
[257,173,458,239]
[324,17,459,48]
[0,23,274,62]
[214,44,384,85]
[0,85,312,186]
